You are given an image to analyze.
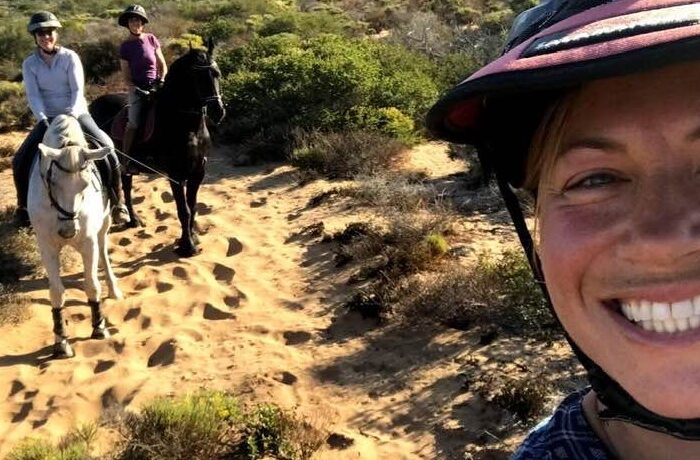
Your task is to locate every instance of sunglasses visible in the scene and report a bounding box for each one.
[35,28,56,37]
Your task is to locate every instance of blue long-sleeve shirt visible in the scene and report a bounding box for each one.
[22,47,89,122]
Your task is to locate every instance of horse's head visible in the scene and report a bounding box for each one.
[166,38,226,125]
[38,142,111,239]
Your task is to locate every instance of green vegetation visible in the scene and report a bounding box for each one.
[6,423,98,460]
[8,391,325,460]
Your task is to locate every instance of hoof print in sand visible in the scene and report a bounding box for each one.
[224,295,240,308]
[132,196,145,205]
[327,433,355,450]
[124,307,141,321]
[147,339,176,367]
[283,331,312,346]
[12,401,33,423]
[70,313,86,322]
[141,316,152,330]
[155,225,168,233]
[94,360,116,374]
[136,229,153,240]
[118,237,131,247]
[196,203,213,215]
[250,197,267,208]
[9,380,26,397]
[100,386,138,409]
[213,263,235,283]
[160,191,174,203]
[156,281,174,293]
[226,237,243,257]
[172,266,188,279]
[203,303,235,321]
[155,209,172,221]
[274,371,298,385]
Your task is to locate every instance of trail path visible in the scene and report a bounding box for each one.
[0,141,578,458]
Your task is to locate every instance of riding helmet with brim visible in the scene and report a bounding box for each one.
[426,0,700,189]
[426,0,700,441]
[118,4,149,27]
[27,11,62,34]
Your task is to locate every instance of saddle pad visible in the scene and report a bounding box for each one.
[111,106,156,144]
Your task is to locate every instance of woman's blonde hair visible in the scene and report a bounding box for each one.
[523,89,581,195]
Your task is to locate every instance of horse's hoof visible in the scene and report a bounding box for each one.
[91,326,111,340]
[52,341,75,359]
[175,243,199,257]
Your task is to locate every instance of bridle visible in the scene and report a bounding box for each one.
[186,61,224,120]
[42,154,97,222]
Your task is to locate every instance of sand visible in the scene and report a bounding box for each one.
[0,135,581,459]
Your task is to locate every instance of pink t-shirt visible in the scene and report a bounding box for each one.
[120,33,160,88]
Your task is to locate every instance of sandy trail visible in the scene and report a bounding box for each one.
[0,139,580,458]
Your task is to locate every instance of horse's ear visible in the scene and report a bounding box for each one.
[81,146,111,163]
[189,41,193,51]
[38,143,61,159]
[207,37,215,56]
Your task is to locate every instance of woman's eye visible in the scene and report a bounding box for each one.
[564,172,621,191]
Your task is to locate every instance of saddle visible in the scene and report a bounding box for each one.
[110,104,157,145]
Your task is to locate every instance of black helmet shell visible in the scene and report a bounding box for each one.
[27,11,62,34]
[118,4,149,27]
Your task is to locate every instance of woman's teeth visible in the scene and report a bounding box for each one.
[620,299,700,333]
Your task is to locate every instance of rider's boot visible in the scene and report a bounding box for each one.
[110,168,130,225]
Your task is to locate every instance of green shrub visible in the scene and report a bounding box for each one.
[220,34,438,149]
[192,16,246,43]
[117,390,241,460]
[75,39,120,83]
[425,233,449,257]
[6,426,93,460]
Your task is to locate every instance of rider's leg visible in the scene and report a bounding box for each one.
[78,114,130,225]
[12,121,48,227]
[123,88,142,174]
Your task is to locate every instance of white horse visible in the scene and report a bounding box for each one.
[28,115,123,359]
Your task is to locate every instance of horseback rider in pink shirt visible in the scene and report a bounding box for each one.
[118,4,167,171]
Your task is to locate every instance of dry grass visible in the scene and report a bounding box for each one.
[291,130,406,180]
[0,207,41,326]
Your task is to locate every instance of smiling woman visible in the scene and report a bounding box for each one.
[427,1,700,459]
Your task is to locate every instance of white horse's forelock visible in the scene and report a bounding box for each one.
[43,115,88,172]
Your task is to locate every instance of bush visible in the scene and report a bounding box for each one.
[291,130,406,179]
[396,250,557,336]
[348,173,437,212]
[117,390,241,460]
[6,423,98,460]
[75,39,120,83]
[0,80,30,131]
[220,34,439,147]
[492,376,550,421]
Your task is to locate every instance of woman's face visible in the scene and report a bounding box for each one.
[34,28,57,52]
[128,16,144,35]
[538,61,700,418]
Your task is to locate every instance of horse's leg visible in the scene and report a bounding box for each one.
[81,239,110,339]
[171,180,197,257]
[122,173,143,228]
[186,166,205,246]
[40,244,74,358]
[99,218,123,300]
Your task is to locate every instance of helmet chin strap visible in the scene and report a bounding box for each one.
[488,152,700,441]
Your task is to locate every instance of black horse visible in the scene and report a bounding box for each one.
[90,39,225,257]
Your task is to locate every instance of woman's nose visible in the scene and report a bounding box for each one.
[621,173,700,262]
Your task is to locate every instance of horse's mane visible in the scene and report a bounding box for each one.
[43,115,88,171]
